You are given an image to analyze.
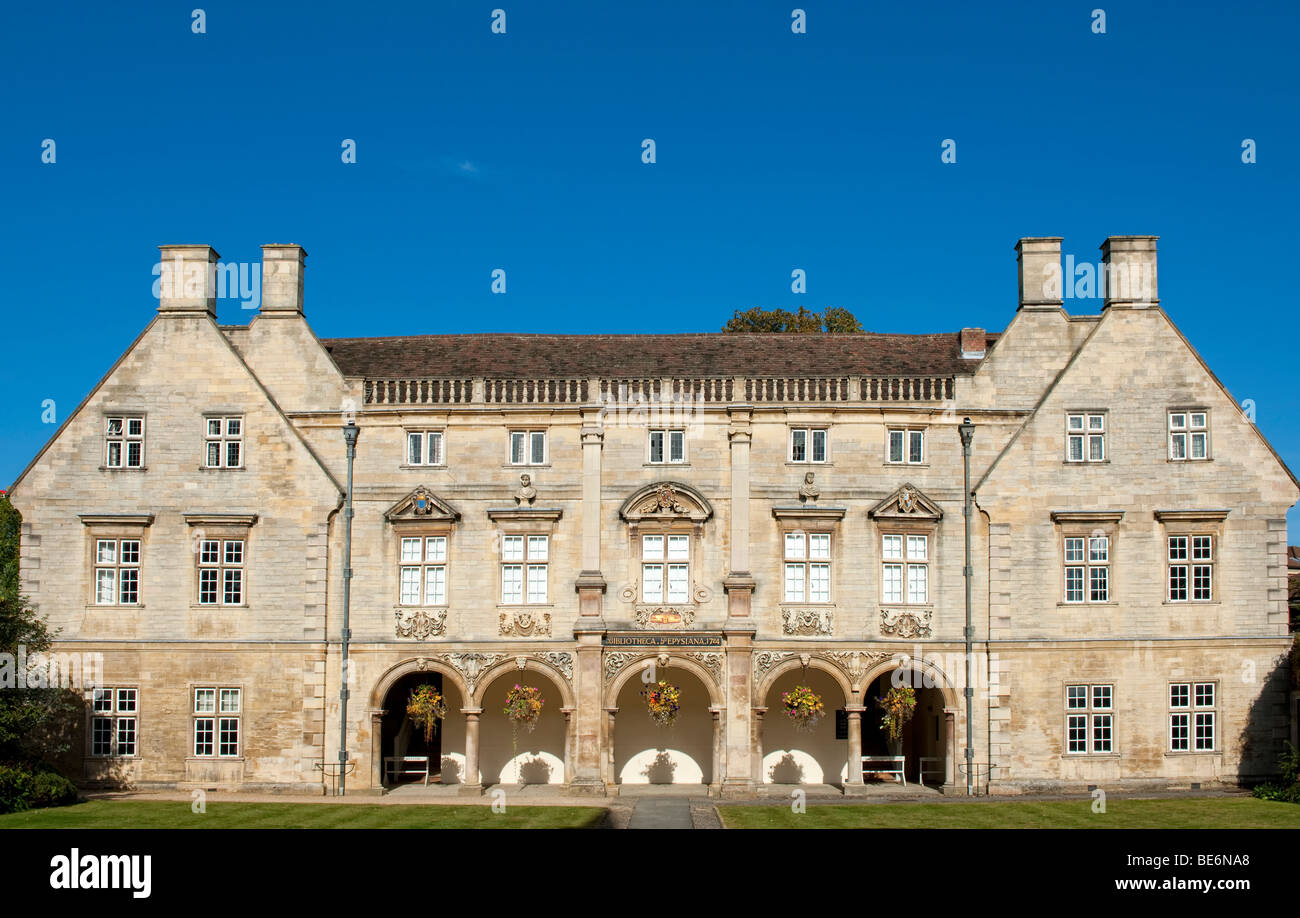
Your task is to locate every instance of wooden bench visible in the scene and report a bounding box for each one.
[384,755,431,785]
[861,755,906,786]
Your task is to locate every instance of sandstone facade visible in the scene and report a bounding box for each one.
[9,237,1296,795]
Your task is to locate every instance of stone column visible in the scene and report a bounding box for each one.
[569,631,607,794]
[460,708,483,795]
[369,711,386,792]
[943,708,957,793]
[575,408,606,616]
[561,707,574,784]
[723,405,756,618]
[721,629,755,797]
[603,707,619,787]
[845,705,865,789]
[710,707,724,794]
[752,707,767,786]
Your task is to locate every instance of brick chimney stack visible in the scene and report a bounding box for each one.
[260,244,307,315]
[157,244,219,316]
[1015,237,1064,311]
[1100,235,1158,308]
[960,327,987,359]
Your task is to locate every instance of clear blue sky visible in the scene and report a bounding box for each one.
[2,1,1297,531]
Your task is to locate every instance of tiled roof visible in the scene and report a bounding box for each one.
[320,332,994,379]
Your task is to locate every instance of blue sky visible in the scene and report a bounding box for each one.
[2,1,1298,530]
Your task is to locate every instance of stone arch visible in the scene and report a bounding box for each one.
[369,658,471,712]
[618,480,714,523]
[857,654,960,709]
[471,656,576,709]
[755,656,854,707]
[605,653,724,709]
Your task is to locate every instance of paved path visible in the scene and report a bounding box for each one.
[626,796,693,829]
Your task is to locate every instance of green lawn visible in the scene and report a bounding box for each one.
[0,800,608,829]
[720,797,1300,829]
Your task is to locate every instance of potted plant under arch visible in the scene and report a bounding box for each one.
[503,683,545,783]
[876,685,917,755]
[642,680,681,727]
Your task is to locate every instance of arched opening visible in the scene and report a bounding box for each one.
[477,670,569,787]
[861,669,950,786]
[762,667,849,785]
[378,671,467,786]
[613,664,716,787]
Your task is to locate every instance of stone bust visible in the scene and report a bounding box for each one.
[799,471,820,503]
[515,473,537,505]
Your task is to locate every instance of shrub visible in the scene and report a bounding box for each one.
[0,765,35,814]
[0,763,78,814]
[29,768,78,808]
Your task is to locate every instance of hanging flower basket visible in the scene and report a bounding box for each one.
[504,684,544,733]
[406,684,448,743]
[641,680,681,727]
[876,685,917,743]
[782,684,825,731]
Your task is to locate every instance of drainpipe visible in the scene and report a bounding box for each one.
[958,417,975,796]
[339,420,359,795]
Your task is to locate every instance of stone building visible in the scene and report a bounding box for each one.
[8,236,1297,795]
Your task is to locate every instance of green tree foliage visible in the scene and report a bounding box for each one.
[722,306,864,334]
[0,496,81,768]
[0,494,19,604]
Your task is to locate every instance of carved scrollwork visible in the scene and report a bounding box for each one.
[537,652,574,682]
[879,608,933,639]
[752,651,795,690]
[394,609,447,639]
[632,606,696,629]
[498,610,552,637]
[687,652,723,684]
[781,607,834,636]
[822,650,893,689]
[442,652,503,695]
[604,651,640,685]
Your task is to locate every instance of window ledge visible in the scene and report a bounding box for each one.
[495,603,555,609]
[1167,458,1213,464]
[1161,600,1220,606]
[85,604,146,611]
[784,461,832,468]
[884,462,929,468]
[503,464,551,470]
[197,466,246,472]
[1056,601,1119,608]
[644,462,691,468]
[190,604,250,610]
[1062,460,1110,466]
[1059,753,1121,760]
[1163,751,1220,757]
[399,464,448,471]
[98,466,148,472]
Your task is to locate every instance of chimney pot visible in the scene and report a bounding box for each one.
[260,244,307,314]
[157,244,219,315]
[960,327,987,359]
[1100,235,1158,308]
[1015,237,1064,311]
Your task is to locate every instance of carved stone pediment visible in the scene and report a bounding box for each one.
[869,483,943,521]
[619,481,713,523]
[384,486,461,522]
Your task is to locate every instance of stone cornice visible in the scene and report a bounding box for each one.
[1153,509,1231,523]
[771,505,848,522]
[485,507,564,522]
[1050,510,1125,524]
[79,513,155,527]
[181,513,258,527]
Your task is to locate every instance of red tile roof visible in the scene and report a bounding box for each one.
[320,332,994,379]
